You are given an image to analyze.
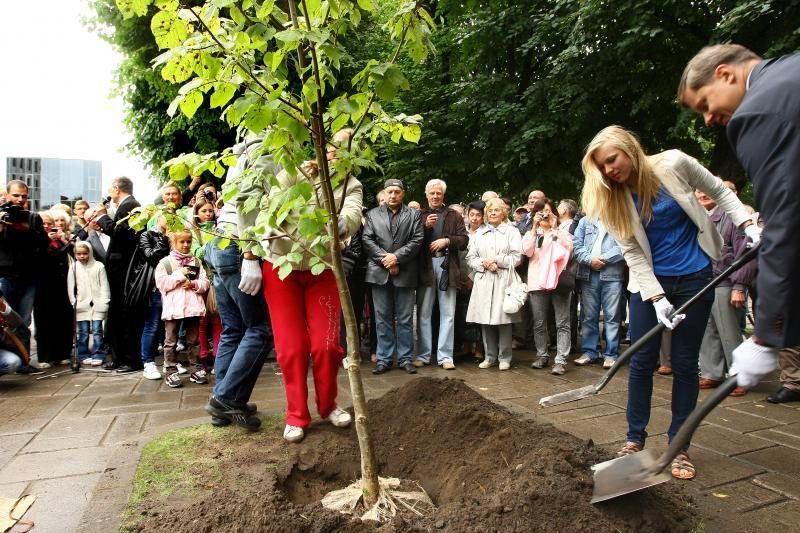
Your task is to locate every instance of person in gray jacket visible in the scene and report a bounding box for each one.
[572,216,626,369]
[362,179,424,375]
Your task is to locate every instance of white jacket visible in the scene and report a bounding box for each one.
[613,150,751,300]
[68,242,111,321]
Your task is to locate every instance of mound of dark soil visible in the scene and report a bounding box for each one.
[129,378,698,532]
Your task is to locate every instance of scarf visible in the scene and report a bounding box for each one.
[170,249,195,266]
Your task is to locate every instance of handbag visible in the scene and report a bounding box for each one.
[205,283,218,315]
[503,268,527,314]
[437,249,450,291]
[123,250,155,309]
[555,257,579,293]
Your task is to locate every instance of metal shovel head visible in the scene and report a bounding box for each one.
[538,384,598,407]
[590,449,671,504]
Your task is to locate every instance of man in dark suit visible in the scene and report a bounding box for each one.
[362,178,424,375]
[93,176,143,372]
[680,44,800,403]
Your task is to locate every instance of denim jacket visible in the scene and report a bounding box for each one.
[573,217,625,282]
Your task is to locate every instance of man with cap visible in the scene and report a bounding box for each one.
[362,179,424,374]
[415,179,469,370]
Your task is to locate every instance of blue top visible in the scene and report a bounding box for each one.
[633,188,709,276]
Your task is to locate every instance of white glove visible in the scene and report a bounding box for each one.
[238,258,262,296]
[730,337,779,388]
[652,297,685,330]
[744,222,761,248]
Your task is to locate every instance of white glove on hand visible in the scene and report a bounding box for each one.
[744,223,761,248]
[652,297,685,330]
[730,337,779,388]
[238,258,262,296]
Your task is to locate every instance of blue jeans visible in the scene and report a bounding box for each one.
[626,265,713,449]
[416,256,457,364]
[0,349,21,375]
[77,320,105,360]
[206,239,272,405]
[0,276,35,353]
[371,283,415,366]
[579,273,623,360]
[140,291,163,364]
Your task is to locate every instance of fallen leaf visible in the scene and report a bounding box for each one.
[711,492,729,499]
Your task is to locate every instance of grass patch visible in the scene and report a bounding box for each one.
[121,415,283,531]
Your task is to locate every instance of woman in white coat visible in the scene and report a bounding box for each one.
[466,198,523,370]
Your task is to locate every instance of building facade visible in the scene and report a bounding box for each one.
[5,157,102,212]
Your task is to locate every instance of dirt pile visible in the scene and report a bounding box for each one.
[128,377,698,532]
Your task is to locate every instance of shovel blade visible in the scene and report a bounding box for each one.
[539,385,598,407]
[590,449,671,504]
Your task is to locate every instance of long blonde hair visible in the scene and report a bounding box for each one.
[580,126,661,240]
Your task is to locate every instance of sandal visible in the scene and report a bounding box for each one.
[657,365,673,376]
[671,452,696,480]
[616,441,642,457]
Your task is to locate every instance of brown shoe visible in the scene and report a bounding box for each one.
[413,360,429,368]
[729,387,748,397]
[441,362,456,370]
[699,377,722,389]
[657,365,672,376]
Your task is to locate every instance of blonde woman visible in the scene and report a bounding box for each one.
[465,198,522,370]
[581,125,757,481]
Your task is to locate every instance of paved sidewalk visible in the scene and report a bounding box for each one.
[0,352,798,532]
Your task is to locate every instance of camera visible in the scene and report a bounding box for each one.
[540,212,550,220]
[185,265,201,280]
[0,202,28,224]
[202,190,215,201]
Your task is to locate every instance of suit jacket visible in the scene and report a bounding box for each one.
[362,204,423,287]
[97,195,141,283]
[85,231,109,265]
[727,54,800,347]
[418,207,469,288]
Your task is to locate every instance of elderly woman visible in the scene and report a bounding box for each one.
[466,198,522,370]
[522,198,574,375]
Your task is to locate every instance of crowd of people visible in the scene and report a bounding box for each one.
[0,44,797,484]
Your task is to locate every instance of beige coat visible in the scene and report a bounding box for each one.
[465,222,522,325]
[613,150,751,300]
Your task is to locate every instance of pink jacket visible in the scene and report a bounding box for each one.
[521,228,573,291]
[155,256,209,320]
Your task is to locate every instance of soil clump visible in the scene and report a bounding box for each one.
[127,377,698,532]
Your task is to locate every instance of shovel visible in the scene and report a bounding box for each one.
[539,243,759,408]
[590,375,737,503]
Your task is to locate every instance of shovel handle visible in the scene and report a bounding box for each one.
[593,243,759,394]
[650,376,739,474]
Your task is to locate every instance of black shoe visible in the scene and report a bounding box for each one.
[205,396,261,431]
[766,387,800,404]
[116,365,136,374]
[372,363,390,375]
[102,361,117,370]
[402,363,417,374]
[210,402,257,426]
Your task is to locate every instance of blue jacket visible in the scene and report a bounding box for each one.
[573,217,625,282]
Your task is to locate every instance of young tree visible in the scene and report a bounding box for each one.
[115,0,433,512]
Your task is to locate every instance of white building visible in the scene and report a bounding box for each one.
[5,157,102,212]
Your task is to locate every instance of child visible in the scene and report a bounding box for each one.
[192,198,222,368]
[67,242,110,365]
[155,230,209,388]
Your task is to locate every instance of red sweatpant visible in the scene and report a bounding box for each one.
[198,312,222,358]
[263,262,343,427]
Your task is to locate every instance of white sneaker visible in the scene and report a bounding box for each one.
[37,362,52,369]
[176,341,186,353]
[143,362,162,380]
[59,359,71,366]
[499,362,511,371]
[478,360,496,369]
[328,407,352,428]
[176,363,189,375]
[603,357,616,369]
[283,424,305,443]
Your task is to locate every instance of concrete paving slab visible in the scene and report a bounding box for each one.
[25,473,102,533]
[0,446,115,483]
[752,472,800,500]
[737,446,800,476]
[691,424,776,456]
[700,479,786,513]
[744,500,800,529]
[555,407,677,444]
[0,481,29,500]
[59,396,100,418]
[22,415,115,453]
[728,401,800,424]
[0,434,33,465]
[539,402,624,424]
[144,409,209,429]
[686,448,768,489]
[748,427,800,451]
[0,397,73,435]
[703,407,782,434]
[91,391,180,416]
[101,414,147,446]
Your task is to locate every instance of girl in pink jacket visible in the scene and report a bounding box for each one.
[155,230,209,388]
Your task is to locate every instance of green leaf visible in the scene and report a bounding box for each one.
[402,123,421,143]
[161,54,194,83]
[278,262,293,280]
[256,0,275,19]
[217,237,231,250]
[275,28,302,45]
[298,216,324,236]
[210,83,236,108]
[310,262,326,275]
[374,76,398,101]
[179,91,203,119]
[150,9,190,49]
[197,52,222,79]
[229,6,246,25]
[286,252,303,263]
[116,0,151,19]
[356,0,376,11]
